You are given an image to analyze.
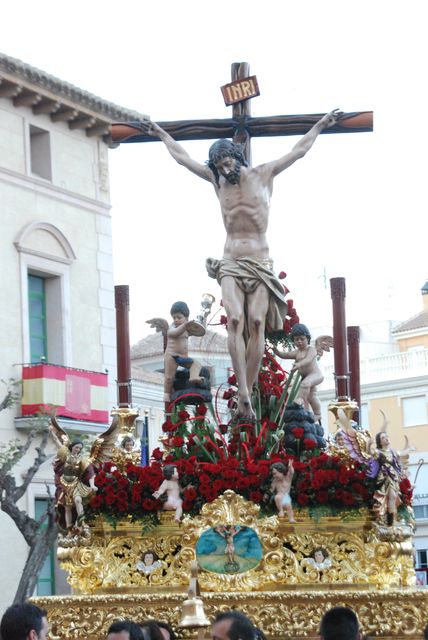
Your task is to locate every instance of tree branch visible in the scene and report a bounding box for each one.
[14,429,51,501]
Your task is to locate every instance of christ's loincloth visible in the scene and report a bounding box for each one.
[206,257,288,338]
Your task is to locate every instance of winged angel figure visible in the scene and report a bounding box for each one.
[147,300,206,403]
[273,323,333,421]
[49,413,119,534]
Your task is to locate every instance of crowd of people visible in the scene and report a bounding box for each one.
[1,602,428,640]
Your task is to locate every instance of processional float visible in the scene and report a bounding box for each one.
[33,65,428,639]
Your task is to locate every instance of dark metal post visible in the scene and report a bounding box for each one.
[330,277,350,401]
[347,325,361,421]
[114,285,132,406]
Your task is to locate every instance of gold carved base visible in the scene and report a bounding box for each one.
[34,492,427,638]
[33,589,428,640]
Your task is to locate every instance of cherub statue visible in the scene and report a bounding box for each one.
[273,323,333,422]
[50,413,119,534]
[307,547,332,570]
[152,464,183,522]
[147,301,206,404]
[269,460,295,522]
[368,412,416,526]
[136,549,162,575]
[110,435,140,469]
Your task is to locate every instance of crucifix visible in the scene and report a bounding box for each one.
[109,62,373,163]
[110,62,372,421]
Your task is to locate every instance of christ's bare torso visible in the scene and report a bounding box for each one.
[215,166,272,260]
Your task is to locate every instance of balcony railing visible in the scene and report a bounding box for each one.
[321,348,428,390]
[21,363,109,423]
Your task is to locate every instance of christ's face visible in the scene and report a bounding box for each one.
[215,156,241,184]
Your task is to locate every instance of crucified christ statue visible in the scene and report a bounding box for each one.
[139,109,341,420]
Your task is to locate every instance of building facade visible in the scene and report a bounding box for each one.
[0,52,146,609]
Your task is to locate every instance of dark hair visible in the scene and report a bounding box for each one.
[214,610,257,640]
[69,438,84,451]
[312,547,329,560]
[138,620,164,640]
[170,301,189,318]
[122,436,135,447]
[107,620,144,640]
[156,621,177,640]
[143,549,159,562]
[290,323,311,343]
[207,139,248,187]
[319,606,360,640]
[163,464,177,480]
[271,461,288,475]
[0,602,47,640]
[375,431,387,448]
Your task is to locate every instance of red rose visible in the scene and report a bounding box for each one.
[172,436,184,447]
[195,404,208,416]
[89,495,103,508]
[152,447,164,461]
[178,410,190,421]
[218,424,228,435]
[142,498,156,511]
[227,374,237,386]
[250,491,263,503]
[278,271,287,279]
[220,315,228,325]
[291,315,300,326]
[291,428,304,439]
[283,319,292,334]
[184,487,197,501]
[223,389,235,400]
[105,494,116,506]
[297,493,309,506]
[303,438,316,450]
[287,299,294,310]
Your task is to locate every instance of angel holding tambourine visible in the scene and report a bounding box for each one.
[49,413,119,534]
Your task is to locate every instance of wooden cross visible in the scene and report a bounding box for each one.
[109,62,373,166]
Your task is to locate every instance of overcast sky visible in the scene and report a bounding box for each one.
[3,0,427,343]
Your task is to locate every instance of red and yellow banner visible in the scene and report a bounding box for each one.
[21,364,109,423]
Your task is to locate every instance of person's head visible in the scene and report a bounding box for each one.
[156,622,176,640]
[163,465,178,480]
[170,301,189,324]
[138,620,164,640]
[107,620,144,640]
[69,438,84,455]
[207,140,248,187]
[290,323,311,346]
[271,461,288,479]
[121,436,135,452]
[375,431,390,449]
[211,610,257,640]
[313,548,327,564]
[334,431,345,447]
[142,550,158,566]
[319,606,361,640]
[0,602,49,640]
